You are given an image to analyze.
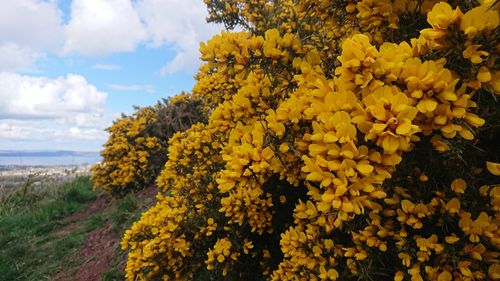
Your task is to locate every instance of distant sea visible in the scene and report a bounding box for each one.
[0,151,101,166]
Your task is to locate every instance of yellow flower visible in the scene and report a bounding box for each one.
[461,5,499,38]
[462,45,489,64]
[445,234,460,244]
[437,270,452,281]
[490,72,500,94]
[419,173,429,182]
[477,66,492,83]
[427,2,462,29]
[486,161,500,176]
[451,178,467,194]
[488,263,500,280]
[394,271,405,281]
[359,86,419,153]
[445,198,460,214]
[431,135,450,152]
[338,34,378,69]
[319,266,339,280]
[398,252,412,267]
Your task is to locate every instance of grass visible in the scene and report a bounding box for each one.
[0,175,155,281]
[110,194,139,232]
[0,176,96,281]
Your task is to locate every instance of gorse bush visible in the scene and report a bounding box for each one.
[92,94,206,197]
[119,1,499,280]
[153,93,207,141]
[92,105,163,197]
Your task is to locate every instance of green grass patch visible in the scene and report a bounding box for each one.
[102,267,126,281]
[0,176,96,281]
[110,194,139,232]
[0,175,156,281]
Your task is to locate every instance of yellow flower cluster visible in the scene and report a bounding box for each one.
[194,32,253,110]
[92,94,205,197]
[206,238,239,276]
[119,1,500,280]
[92,106,163,197]
[419,2,499,92]
[121,123,222,280]
[194,30,303,111]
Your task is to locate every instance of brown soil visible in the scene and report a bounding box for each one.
[55,194,111,236]
[135,184,159,203]
[74,225,116,281]
[53,224,117,281]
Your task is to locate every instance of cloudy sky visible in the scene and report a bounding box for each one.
[0,0,222,151]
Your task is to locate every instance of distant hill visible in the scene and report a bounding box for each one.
[0,150,99,158]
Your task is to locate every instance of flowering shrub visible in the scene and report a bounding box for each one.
[92,94,206,197]
[121,1,500,280]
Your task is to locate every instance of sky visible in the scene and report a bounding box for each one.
[0,0,223,151]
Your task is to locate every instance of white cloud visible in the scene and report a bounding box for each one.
[63,0,222,73]
[63,0,148,55]
[0,1,225,151]
[0,0,223,75]
[0,43,42,72]
[0,72,107,119]
[92,63,121,71]
[0,73,111,150]
[66,126,107,141]
[107,83,155,93]
[0,0,62,72]
[0,119,108,145]
[0,0,63,50]
[0,119,46,140]
[136,0,223,74]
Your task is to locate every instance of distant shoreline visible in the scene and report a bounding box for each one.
[0,150,99,158]
[0,156,101,167]
[0,163,97,169]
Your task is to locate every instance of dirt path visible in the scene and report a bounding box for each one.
[53,186,158,281]
[61,225,117,281]
[53,227,117,281]
[53,193,115,281]
[55,195,111,236]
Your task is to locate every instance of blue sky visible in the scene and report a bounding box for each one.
[0,0,222,151]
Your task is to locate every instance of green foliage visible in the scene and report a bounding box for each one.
[102,268,126,281]
[110,194,140,233]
